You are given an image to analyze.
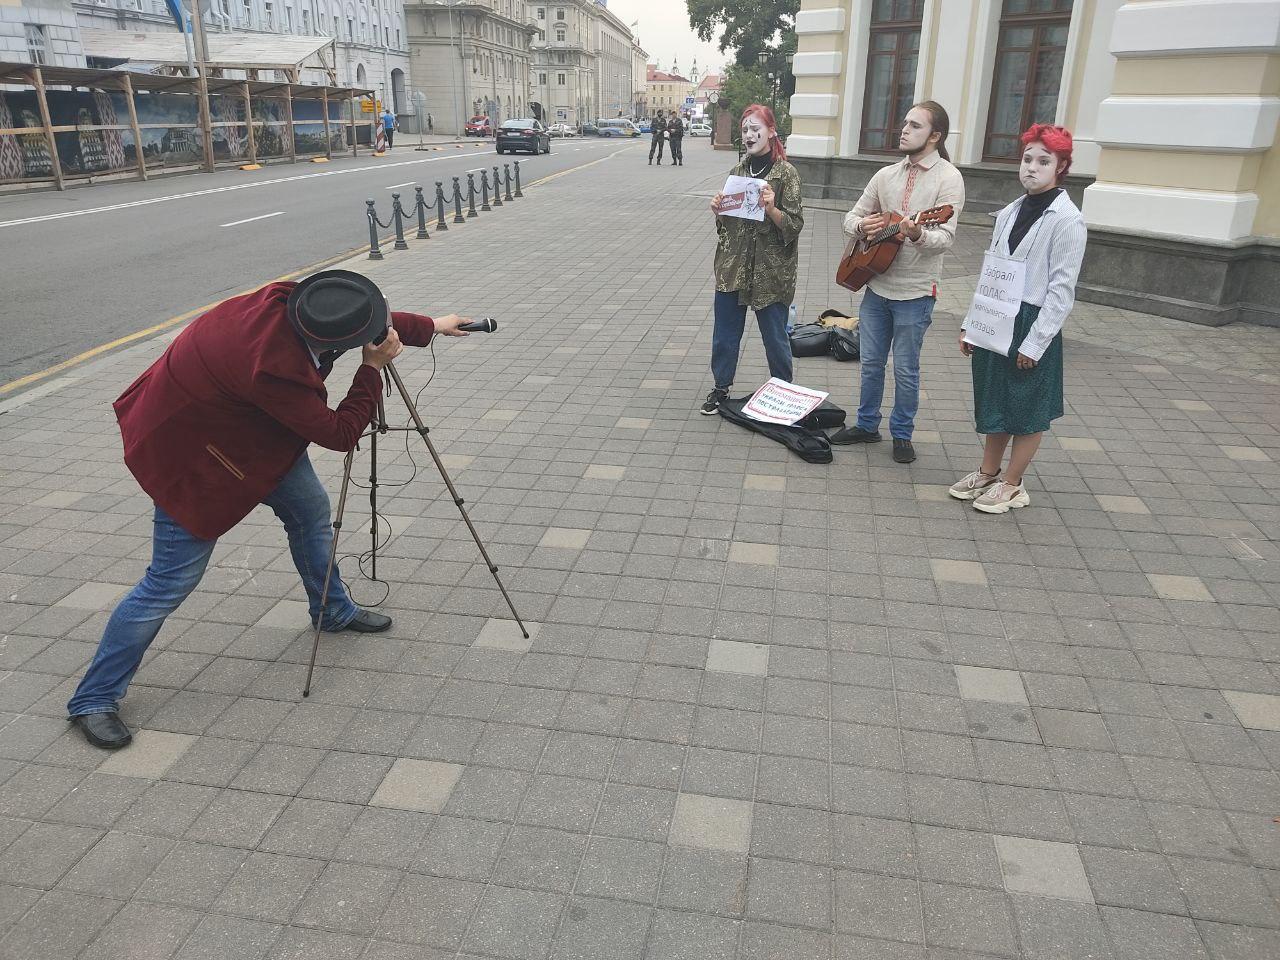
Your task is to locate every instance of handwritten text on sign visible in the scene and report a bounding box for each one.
[962,251,1025,357]
[742,378,829,426]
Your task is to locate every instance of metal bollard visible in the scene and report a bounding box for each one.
[465,172,478,218]
[512,161,523,198]
[503,163,514,202]
[491,165,503,206]
[479,170,491,211]
[366,199,383,260]
[451,176,464,223]
[414,186,430,239]
[391,193,409,250]
[434,180,448,231]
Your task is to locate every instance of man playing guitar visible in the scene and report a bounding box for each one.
[831,101,965,463]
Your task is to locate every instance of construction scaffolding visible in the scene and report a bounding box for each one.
[0,61,374,191]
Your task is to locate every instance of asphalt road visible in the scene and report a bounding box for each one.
[0,136,635,386]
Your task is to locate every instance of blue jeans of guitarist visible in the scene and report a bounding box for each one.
[855,287,935,440]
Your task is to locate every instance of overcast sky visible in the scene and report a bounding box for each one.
[604,0,733,77]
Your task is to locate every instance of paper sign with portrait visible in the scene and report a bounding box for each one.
[717,175,768,222]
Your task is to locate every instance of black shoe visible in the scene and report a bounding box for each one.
[829,426,881,445]
[334,609,393,633]
[71,712,132,750]
[648,159,652,165]
[892,439,916,463]
[700,388,729,415]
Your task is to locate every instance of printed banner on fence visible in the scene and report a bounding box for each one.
[742,378,829,426]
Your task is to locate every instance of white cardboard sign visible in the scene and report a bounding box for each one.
[962,250,1026,357]
[742,378,829,426]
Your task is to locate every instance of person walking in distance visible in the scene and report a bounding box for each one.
[701,104,804,415]
[668,111,685,166]
[649,110,667,165]
[950,124,1086,513]
[426,112,434,135]
[380,106,398,148]
[830,101,965,463]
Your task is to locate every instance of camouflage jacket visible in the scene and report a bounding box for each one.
[713,157,804,309]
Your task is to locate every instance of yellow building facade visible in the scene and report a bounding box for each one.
[788,0,1280,326]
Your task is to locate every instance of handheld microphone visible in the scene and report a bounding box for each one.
[458,318,498,333]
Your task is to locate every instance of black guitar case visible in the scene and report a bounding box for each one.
[717,397,834,464]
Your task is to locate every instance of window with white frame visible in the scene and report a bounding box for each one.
[24,24,47,65]
[557,72,564,85]
[242,0,253,26]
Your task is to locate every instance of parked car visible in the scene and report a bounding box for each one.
[464,115,492,137]
[547,123,576,138]
[496,118,551,154]
[597,118,639,138]
[638,119,652,133]
[580,121,599,135]
[689,121,711,137]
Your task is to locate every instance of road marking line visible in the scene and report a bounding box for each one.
[0,152,498,230]
[221,211,285,227]
[526,146,628,188]
[0,240,376,398]
[385,181,416,189]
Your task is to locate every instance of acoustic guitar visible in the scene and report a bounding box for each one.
[835,204,955,292]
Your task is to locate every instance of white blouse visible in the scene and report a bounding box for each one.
[963,190,1088,362]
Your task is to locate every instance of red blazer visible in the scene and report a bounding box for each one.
[114,281,434,540]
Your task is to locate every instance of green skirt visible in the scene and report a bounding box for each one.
[971,302,1064,436]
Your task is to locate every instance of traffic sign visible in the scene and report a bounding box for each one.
[685,96,695,105]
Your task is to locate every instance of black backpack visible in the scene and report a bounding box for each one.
[789,323,833,357]
[829,326,859,361]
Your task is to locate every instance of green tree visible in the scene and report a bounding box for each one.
[687,0,799,68]
[719,64,791,147]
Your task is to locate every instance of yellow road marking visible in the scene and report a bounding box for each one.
[3,145,625,399]
[0,242,373,397]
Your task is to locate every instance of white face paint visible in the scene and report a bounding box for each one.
[898,106,935,157]
[1020,142,1062,194]
[741,116,772,157]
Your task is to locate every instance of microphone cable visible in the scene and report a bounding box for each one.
[334,337,440,606]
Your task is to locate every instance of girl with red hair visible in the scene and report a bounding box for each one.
[951,123,1088,513]
[701,104,805,414]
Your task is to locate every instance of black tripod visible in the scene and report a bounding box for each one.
[302,359,528,696]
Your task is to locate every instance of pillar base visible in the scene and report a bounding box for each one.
[1078,229,1280,327]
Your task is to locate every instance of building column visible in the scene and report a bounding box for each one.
[1079,0,1280,325]
[787,0,851,158]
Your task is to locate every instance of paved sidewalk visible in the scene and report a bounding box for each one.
[0,141,1278,960]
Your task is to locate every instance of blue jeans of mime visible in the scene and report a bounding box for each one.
[67,452,358,717]
[711,291,793,390]
[855,287,936,440]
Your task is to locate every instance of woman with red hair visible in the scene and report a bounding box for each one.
[950,123,1087,513]
[701,104,805,414]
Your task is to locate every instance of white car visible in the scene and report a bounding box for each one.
[548,123,576,138]
[689,121,711,137]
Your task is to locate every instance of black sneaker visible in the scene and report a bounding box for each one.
[829,425,881,445]
[700,388,729,415]
[892,439,916,463]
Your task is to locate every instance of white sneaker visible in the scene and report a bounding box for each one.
[973,480,1030,514]
[948,470,1000,501]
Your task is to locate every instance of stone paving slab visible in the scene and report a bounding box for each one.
[0,140,1279,959]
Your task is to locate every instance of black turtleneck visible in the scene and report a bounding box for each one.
[1008,187,1060,253]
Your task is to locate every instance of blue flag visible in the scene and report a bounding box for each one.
[164,0,190,32]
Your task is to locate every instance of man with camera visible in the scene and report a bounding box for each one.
[66,271,471,750]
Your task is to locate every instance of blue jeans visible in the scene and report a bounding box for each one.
[711,291,793,390]
[67,452,358,717]
[856,287,936,440]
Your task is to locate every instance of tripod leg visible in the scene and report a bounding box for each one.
[302,446,357,697]
[383,361,530,639]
